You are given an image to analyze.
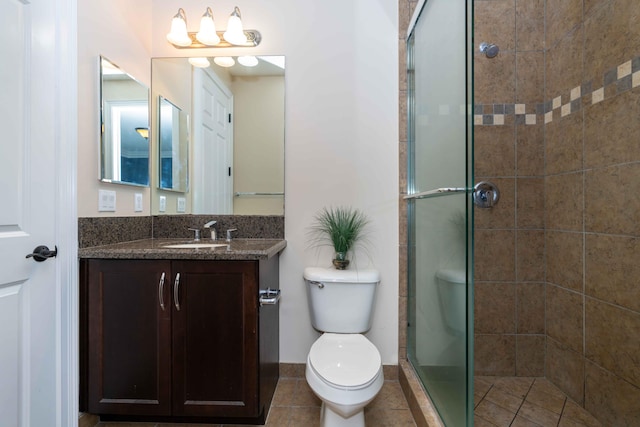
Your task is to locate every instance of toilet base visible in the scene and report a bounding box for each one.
[321,402,365,427]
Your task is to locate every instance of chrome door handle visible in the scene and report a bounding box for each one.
[473,181,500,208]
[173,273,181,311]
[158,272,166,311]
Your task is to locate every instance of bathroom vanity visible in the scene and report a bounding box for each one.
[78,238,285,424]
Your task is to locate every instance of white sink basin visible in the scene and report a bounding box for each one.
[162,243,228,249]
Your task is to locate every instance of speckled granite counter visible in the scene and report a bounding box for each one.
[78,238,286,260]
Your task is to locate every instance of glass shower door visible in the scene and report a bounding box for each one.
[406,0,473,426]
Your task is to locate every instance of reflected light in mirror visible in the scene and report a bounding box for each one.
[214,56,235,67]
[237,55,258,67]
[188,57,210,68]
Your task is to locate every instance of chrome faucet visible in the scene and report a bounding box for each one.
[204,220,217,240]
[226,228,238,242]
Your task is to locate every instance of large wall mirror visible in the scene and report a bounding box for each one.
[100,56,150,186]
[151,56,285,215]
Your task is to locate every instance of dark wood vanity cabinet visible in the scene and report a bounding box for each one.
[80,257,279,424]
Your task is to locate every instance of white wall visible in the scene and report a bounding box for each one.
[79,0,399,364]
[78,0,153,217]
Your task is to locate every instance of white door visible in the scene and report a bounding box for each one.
[192,67,233,214]
[0,0,77,425]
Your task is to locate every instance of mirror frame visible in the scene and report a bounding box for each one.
[99,55,150,187]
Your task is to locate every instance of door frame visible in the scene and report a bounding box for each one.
[55,0,79,423]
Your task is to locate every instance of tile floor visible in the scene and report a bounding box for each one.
[474,377,603,427]
[88,375,605,427]
[92,377,417,427]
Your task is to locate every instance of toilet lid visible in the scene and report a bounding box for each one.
[309,333,381,388]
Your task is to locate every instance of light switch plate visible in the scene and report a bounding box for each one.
[134,193,143,212]
[177,197,186,213]
[159,196,167,212]
[98,190,116,212]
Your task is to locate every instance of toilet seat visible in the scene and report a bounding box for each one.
[308,333,382,390]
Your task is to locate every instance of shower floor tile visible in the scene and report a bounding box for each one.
[475,377,603,427]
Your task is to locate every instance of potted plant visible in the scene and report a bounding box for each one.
[309,206,370,269]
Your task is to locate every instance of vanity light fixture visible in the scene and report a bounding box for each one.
[166,6,261,49]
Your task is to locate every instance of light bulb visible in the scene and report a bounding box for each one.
[166,8,191,47]
[196,7,220,46]
[223,7,247,45]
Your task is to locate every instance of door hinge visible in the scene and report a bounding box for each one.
[228,113,232,123]
[228,167,231,176]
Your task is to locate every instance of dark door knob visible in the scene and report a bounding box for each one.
[26,245,58,262]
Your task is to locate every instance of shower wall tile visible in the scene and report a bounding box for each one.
[516,230,545,281]
[545,26,583,100]
[515,0,545,51]
[545,172,584,232]
[475,0,516,52]
[546,337,585,404]
[516,177,544,229]
[585,234,640,312]
[475,282,516,334]
[475,52,516,104]
[545,111,584,175]
[584,88,640,168]
[474,125,516,177]
[546,284,584,353]
[516,51,545,103]
[545,0,583,48]
[585,298,640,388]
[516,124,544,176]
[475,334,517,376]
[399,39,407,92]
[516,335,545,376]
[546,231,583,292]
[585,163,640,236]
[474,230,516,282]
[584,0,640,89]
[516,283,545,334]
[584,0,609,18]
[474,178,515,229]
[585,361,640,426]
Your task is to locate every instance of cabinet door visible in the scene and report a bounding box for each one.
[171,260,259,417]
[85,259,172,416]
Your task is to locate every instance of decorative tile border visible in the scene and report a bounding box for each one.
[475,55,640,126]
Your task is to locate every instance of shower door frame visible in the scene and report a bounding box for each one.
[405,0,474,425]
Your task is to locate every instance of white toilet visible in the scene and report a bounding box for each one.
[303,267,384,427]
[435,269,466,335]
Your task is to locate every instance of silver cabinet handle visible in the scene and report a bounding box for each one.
[158,272,166,311]
[259,288,281,306]
[173,273,181,311]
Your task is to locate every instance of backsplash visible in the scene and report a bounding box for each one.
[78,215,285,248]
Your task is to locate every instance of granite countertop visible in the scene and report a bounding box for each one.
[78,238,287,260]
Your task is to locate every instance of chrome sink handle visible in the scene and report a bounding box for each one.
[226,228,238,242]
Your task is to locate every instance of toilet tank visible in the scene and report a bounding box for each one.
[304,267,380,333]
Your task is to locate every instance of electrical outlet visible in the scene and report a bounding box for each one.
[134,193,143,212]
[98,190,116,212]
[177,197,186,213]
[159,196,167,212]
